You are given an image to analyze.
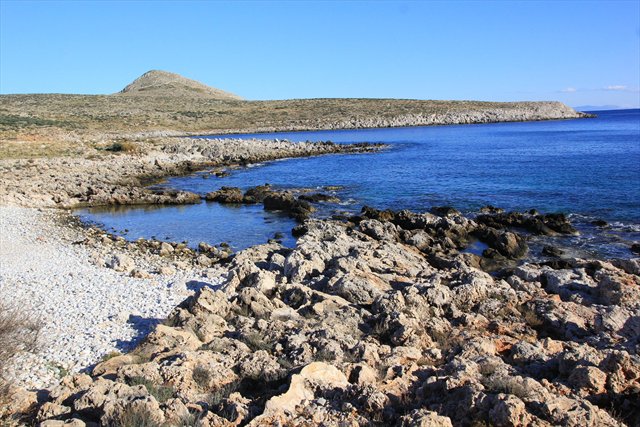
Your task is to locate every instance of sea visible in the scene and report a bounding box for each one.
[77,109,640,260]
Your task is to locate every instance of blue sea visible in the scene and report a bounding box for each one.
[78,109,640,259]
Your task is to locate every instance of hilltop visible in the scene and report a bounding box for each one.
[118,70,242,100]
[0,71,591,159]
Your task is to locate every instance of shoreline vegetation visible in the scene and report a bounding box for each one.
[2,72,637,426]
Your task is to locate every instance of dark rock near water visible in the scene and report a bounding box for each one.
[591,219,608,227]
[479,205,504,214]
[263,192,316,221]
[204,186,244,203]
[476,210,577,236]
[292,224,309,237]
[430,206,460,217]
[298,193,340,203]
[475,226,528,259]
[631,243,640,255]
[243,184,273,204]
[542,245,565,257]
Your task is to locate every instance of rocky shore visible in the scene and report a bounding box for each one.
[3,202,638,426]
[0,137,382,208]
[2,123,638,426]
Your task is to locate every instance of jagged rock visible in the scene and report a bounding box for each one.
[476,227,528,259]
[568,366,607,393]
[261,362,348,416]
[29,208,639,427]
[359,218,399,241]
[298,192,340,203]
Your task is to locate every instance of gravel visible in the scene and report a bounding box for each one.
[0,206,222,389]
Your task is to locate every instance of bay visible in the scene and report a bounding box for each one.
[78,109,640,258]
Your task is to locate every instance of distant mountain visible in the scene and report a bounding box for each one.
[573,105,624,112]
[117,70,242,100]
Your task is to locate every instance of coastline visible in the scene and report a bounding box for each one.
[0,137,384,209]
[2,119,638,425]
[4,200,638,425]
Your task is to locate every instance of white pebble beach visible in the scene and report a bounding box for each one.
[0,206,221,389]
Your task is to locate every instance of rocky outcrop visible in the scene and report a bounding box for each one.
[204,185,340,221]
[29,208,639,426]
[0,138,383,208]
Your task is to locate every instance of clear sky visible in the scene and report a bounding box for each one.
[1,0,639,108]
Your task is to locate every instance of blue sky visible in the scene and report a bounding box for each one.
[1,1,639,108]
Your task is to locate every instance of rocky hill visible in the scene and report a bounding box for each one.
[118,70,242,100]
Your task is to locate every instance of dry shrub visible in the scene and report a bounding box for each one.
[0,300,41,403]
[104,140,140,153]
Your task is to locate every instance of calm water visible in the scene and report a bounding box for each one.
[78,109,640,258]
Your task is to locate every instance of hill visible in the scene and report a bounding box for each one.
[117,70,242,100]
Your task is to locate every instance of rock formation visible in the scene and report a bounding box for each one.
[29,208,640,426]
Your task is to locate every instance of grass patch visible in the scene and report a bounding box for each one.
[242,331,274,352]
[192,365,212,389]
[0,114,71,130]
[0,300,40,404]
[482,375,530,399]
[206,380,241,407]
[111,404,163,427]
[100,350,122,362]
[129,376,175,403]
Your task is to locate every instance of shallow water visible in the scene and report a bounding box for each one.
[78,109,640,257]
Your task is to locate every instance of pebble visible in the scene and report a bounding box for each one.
[0,206,222,389]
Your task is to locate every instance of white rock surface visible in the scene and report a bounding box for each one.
[0,206,221,389]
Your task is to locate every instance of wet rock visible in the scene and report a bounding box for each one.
[476,210,577,235]
[430,206,460,217]
[479,205,504,214]
[242,184,272,204]
[263,192,315,221]
[542,245,564,257]
[204,186,244,203]
[298,192,340,203]
[476,227,528,259]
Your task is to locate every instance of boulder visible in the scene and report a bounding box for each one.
[204,186,244,203]
[106,254,135,273]
[262,362,348,416]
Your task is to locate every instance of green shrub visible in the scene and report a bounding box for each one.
[129,376,175,403]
